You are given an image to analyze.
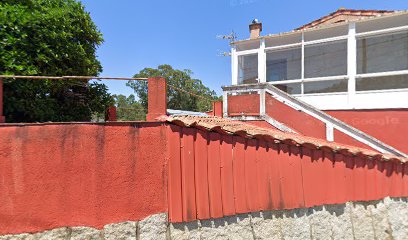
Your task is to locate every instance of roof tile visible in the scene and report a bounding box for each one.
[162,115,407,163]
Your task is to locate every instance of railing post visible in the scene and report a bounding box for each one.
[147,77,167,121]
[223,91,228,118]
[0,79,5,123]
[259,89,266,115]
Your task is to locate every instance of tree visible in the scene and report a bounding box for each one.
[113,94,146,121]
[0,0,113,122]
[127,64,219,113]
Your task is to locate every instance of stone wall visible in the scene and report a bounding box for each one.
[1,197,407,240]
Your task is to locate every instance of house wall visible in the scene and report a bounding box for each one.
[227,94,260,116]
[326,109,408,154]
[265,94,327,139]
[0,123,168,235]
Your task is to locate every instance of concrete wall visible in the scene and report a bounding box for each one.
[1,197,407,240]
[0,123,168,235]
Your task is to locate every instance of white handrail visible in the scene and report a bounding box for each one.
[356,69,408,78]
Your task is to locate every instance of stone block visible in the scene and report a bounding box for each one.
[385,197,408,240]
[139,213,167,240]
[103,221,137,240]
[350,202,375,240]
[70,226,103,240]
[169,221,200,240]
[251,211,283,240]
[280,208,311,240]
[200,214,253,240]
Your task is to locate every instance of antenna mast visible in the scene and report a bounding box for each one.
[216,30,237,57]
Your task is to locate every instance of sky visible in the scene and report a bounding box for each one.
[80,0,407,96]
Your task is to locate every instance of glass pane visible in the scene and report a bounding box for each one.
[356,75,408,91]
[357,31,408,74]
[304,79,348,94]
[238,54,258,84]
[266,48,301,82]
[305,40,347,78]
[273,83,301,94]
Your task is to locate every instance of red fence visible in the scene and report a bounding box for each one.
[167,125,408,223]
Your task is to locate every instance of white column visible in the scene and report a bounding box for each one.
[259,89,266,115]
[223,91,228,117]
[301,32,305,95]
[347,22,357,107]
[231,46,238,85]
[258,39,266,83]
[326,122,334,142]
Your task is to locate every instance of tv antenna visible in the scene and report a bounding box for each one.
[216,30,237,43]
[216,50,231,57]
[216,30,237,57]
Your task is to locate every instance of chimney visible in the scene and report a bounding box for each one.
[249,19,262,39]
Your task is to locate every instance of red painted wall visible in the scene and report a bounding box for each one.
[2,121,407,234]
[265,94,326,139]
[167,125,408,223]
[228,94,260,116]
[206,101,223,117]
[0,123,168,235]
[326,110,408,154]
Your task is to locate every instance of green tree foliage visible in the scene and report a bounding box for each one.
[113,94,146,121]
[0,0,113,122]
[127,64,219,113]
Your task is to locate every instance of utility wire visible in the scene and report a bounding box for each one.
[0,75,148,81]
[167,84,216,101]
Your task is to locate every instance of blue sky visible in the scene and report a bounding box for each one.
[81,0,407,96]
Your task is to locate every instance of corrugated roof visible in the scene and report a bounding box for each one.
[161,115,407,163]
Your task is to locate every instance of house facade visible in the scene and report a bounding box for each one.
[230,9,408,110]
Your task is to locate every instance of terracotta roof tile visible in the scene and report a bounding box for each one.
[161,115,407,163]
[296,8,395,30]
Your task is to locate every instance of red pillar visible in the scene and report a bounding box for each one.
[0,79,5,123]
[213,101,223,117]
[105,106,117,122]
[146,77,167,121]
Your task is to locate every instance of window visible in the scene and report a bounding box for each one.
[304,40,347,78]
[275,83,302,95]
[266,48,301,82]
[357,31,408,74]
[238,54,258,84]
[356,75,408,91]
[304,79,348,94]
